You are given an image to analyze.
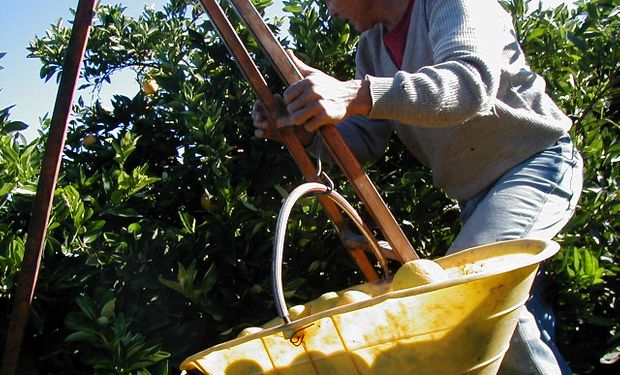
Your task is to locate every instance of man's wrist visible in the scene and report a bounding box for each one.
[348,79,372,117]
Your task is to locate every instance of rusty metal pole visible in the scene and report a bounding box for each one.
[0,1,97,374]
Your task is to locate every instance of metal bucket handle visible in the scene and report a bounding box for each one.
[272,182,391,323]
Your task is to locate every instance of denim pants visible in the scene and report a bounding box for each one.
[446,135,583,374]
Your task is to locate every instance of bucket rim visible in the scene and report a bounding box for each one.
[181,238,560,368]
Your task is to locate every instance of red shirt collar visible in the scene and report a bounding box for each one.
[383,0,415,69]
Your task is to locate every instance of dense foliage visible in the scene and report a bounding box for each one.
[0,0,617,373]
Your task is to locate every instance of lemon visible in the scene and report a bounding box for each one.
[142,78,159,95]
[82,134,96,147]
[200,193,215,211]
[309,291,340,314]
[347,281,390,297]
[261,316,284,329]
[307,290,370,316]
[288,304,309,320]
[339,290,371,304]
[236,326,263,338]
[392,259,448,291]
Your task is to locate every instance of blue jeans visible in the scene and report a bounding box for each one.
[446,134,583,374]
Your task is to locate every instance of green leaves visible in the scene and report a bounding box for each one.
[112,132,140,167]
[113,164,161,203]
[1,0,617,373]
[65,293,170,374]
[0,106,44,297]
[0,228,25,297]
[159,261,217,303]
[554,247,607,287]
[285,0,357,78]
[2,121,28,133]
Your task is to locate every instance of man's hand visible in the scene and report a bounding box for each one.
[251,98,281,141]
[278,50,372,132]
[251,95,315,146]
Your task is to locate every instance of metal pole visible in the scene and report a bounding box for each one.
[0,1,97,374]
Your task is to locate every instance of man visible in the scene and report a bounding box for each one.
[253,0,582,373]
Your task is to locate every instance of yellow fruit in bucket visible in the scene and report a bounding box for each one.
[309,291,340,314]
[339,290,371,304]
[347,281,391,297]
[308,290,371,316]
[261,316,284,329]
[288,304,309,320]
[236,327,263,338]
[392,259,449,291]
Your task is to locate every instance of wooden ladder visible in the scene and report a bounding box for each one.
[197,0,419,279]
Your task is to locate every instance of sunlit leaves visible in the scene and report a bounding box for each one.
[1,0,618,373]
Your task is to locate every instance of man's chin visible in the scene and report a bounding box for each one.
[351,21,375,33]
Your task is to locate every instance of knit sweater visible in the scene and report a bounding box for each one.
[323,0,571,201]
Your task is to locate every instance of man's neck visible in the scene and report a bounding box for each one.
[380,0,413,32]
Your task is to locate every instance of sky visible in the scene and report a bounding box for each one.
[0,0,286,142]
[1,0,571,142]
[0,1,166,141]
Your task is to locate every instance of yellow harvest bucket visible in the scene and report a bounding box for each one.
[180,238,559,375]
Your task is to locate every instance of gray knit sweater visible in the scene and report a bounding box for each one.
[322,0,571,201]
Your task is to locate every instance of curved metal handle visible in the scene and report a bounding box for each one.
[272,182,390,323]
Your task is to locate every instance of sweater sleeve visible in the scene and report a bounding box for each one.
[306,116,393,166]
[367,0,508,127]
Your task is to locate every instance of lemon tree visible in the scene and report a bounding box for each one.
[0,1,617,373]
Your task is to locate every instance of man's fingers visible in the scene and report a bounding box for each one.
[252,100,266,120]
[254,117,282,141]
[304,116,328,132]
[276,102,313,128]
[272,93,287,111]
[253,89,330,140]
[282,79,308,105]
[294,101,325,127]
[252,98,280,141]
[254,128,265,138]
[275,114,292,129]
[283,51,322,109]
[276,104,330,133]
[286,50,317,77]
